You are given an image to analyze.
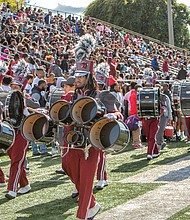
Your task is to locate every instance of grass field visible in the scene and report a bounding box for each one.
[0,139,190,220]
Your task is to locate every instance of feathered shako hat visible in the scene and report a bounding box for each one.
[74,34,96,77]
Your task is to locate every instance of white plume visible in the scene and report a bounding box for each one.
[95,62,110,78]
[75,34,96,61]
[0,61,8,75]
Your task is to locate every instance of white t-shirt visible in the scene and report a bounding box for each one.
[0,85,11,91]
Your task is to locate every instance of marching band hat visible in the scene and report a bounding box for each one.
[74,59,94,77]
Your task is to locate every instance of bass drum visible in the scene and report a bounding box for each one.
[137,87,160,118]
[89,118,130,153]
[46,88,65,109]
[21,112,55,143]
[180,81,190,116]
[0,90,24,128]
[0,121,15,151]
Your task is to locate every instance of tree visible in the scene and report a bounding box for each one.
[0,0,25,12]
[85,0,190,48]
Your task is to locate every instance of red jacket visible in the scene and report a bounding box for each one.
[129,89,138,115]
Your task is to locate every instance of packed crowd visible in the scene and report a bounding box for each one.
[0,2,190,219]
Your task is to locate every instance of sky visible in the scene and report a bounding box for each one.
[29,0,190,10]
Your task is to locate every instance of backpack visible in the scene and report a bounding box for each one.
[125,114,139,131]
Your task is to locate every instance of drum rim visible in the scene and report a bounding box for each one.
[0,121,16,151]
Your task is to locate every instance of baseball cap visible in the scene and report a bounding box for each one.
[61,76,75,86]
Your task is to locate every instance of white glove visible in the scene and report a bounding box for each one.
[106,113,117,119]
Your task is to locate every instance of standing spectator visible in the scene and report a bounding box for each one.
[0,75,12,91]
[44,11,52,27]
[177,64,187,80]
[162,57,169,76]
[50,59,64,77]
[25,74,34,94]
[151,55,159,71]
[30,80,52,157]
[187,60,190,77]
[32,67,45,88]
[108,57,117,78]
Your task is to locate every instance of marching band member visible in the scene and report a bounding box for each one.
[61,62,101,220]
[96,91,123,190]
[0,167,6,187]
[141,68,160,160]
[55,76,75,176]
[61,34,123,220]
[94,62,110,191]
[5,81,31,199]
[0,102,6,187]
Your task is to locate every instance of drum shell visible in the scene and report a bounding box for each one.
[137,88,160,118]
[21,112,54,143]
[71,97,106,124]
[180,82,190,116]
[65,130,85,147]
[0,90,24,128]
[46,88,65,108]
[0,121,15,151]
[49,100,73,125]
[89,118,130,153]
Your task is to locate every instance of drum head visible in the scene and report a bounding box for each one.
[6,90,24,128]
[89,118,130,152]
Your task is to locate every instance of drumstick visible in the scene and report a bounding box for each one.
[27,107,39,113]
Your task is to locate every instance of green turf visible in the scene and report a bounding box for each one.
[168,205,190,220]
[0,139,190,219]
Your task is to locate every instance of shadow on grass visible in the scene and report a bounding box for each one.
[16,196,77,220]
[30,175,70,193]
[0,197,11,205]
[153,153,190,165]
[0,160,10,167]
[111,157,149,173]
[111,152,190,173]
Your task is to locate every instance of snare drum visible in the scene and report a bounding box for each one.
[180,81,190,116]
[0,121,15,151]
[46,88,65,108]
[137,87,160,118]
[0,90,24,128]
